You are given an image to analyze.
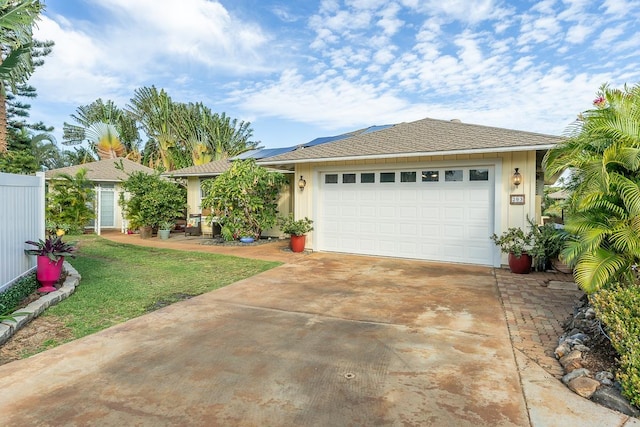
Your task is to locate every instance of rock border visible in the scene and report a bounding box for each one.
[0,262,81,346]
[555,300,640,417]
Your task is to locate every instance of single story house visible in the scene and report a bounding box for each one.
[256,116,563,267]
[44,158,155,234]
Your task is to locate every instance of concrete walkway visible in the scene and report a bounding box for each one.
[0,232,637,426]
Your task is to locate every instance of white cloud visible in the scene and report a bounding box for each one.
[565,23,593,44]
[419,0,512,24]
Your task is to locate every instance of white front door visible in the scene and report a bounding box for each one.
[317,167,495,265]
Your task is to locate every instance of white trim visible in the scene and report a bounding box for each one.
[260,145,554,166]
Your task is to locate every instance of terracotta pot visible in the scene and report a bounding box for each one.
[508,252,532,274]
[290,234,306,253]
[139,226,153,239]
[37,255,64,292]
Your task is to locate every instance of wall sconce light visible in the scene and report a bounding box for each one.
[512,168,522,187]
[298,175,306,191]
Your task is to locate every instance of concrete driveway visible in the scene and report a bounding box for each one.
[0,253,528,426]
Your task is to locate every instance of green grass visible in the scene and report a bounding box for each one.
[43,234,281,339]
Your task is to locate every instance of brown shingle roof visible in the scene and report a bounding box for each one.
[165,159,231,177]
[44,158,155,182]
[259,117,564,164]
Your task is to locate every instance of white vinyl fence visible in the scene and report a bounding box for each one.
[0,172,45,292]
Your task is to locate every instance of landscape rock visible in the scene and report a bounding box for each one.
[567,376,600,398]
[563,359,583,373]
[559,350,583,368]
[591,387,640,417]
[573,344,590,352]
[554,342,571,359]
[562,368,591,385]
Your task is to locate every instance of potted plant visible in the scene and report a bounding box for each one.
[278,214,314,253]
[24,235,76,292]
[158,220,174,240]
[490,227,533,274]
[528,219,571,272]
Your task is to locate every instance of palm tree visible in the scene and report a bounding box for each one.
[127,86,177,170]
[544,83,640,293]
[62,98,141,159]
[0,0,44,152]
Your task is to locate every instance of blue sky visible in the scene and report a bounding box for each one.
[28,0,640,149]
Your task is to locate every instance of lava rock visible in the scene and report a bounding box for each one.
[591,387,640,417]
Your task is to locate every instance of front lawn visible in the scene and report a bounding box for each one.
[34,234,280,345]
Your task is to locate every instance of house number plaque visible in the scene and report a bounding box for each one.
[510,194,525,205]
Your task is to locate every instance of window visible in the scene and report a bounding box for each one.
[361,173,375,183]
[342,173,356,184]
[401,171,417,182]
[200,178,215,198]
[445,170,463,182]
[422,171,439,182]
[470,169,489,181]
[325,174,338,184]
[380,172,395,183]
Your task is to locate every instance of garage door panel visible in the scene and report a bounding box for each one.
[444,207,464,220]
[379,206,396,218]
[318,167,494,265]
[399,206,417,219]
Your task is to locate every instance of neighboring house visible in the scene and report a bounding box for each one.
[257,116,563,267]
[167,159,295,237]
[44,158,155,234]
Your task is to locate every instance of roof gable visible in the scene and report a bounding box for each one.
[44,158,155,182]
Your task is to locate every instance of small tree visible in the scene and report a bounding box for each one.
[201,159,288,240]
[119,170,186,229]
[46,168,95,234]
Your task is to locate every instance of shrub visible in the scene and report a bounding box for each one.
[591,284,640,407]
[0,274,38,318]
[46,168,95,234]
[201,159,288,241]
[119,170,186,228]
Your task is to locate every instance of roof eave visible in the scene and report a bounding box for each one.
[258,144,557,166]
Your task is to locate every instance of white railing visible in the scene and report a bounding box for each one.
[0,172,45,292]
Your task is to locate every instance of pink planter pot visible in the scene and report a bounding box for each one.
[37,255,64,292]
[290,235,306,253]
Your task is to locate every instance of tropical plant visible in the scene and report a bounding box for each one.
[62,98,141,160]
[24,235,76,262]
[0,0,45,152]
[201,159,288,240]
[490,227,532,257]
[527,217,570,271]
[128,86,260,171]
[46,168,95,234]
[277,214,314,236]
[158,220,174,230]
[119,169,186,229]
[543,83,640,293]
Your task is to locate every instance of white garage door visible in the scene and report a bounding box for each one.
[317,167,495,265]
